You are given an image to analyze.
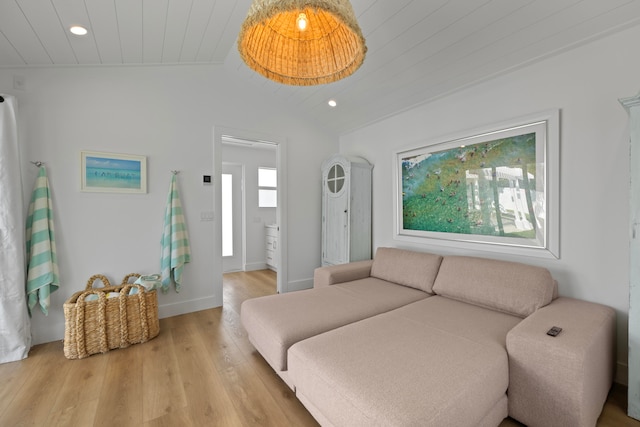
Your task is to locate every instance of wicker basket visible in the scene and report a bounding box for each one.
[63,273,160,359]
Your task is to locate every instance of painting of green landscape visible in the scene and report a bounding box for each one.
[401,132,541,239]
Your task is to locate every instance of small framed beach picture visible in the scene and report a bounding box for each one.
[80,150,147,193]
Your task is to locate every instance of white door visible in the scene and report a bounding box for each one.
[323,162,349,265]
[222,163,243,272]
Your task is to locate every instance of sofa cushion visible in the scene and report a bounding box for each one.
[393,295,522,346]
[369,247,443,293]
[288,296,520,426]
[241,277,429,372]
[432,256,555,318]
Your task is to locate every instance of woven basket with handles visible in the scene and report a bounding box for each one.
[63,273,160,359]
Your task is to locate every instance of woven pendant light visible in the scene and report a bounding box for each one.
[238,0,367,86]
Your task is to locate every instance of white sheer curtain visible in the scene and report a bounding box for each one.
[0,94,31,363]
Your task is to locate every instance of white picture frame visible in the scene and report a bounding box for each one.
[80,150,147,194]
[393,110,559,259]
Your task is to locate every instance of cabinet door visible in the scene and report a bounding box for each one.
[323,163,349,265]
[623,94,640,420]
[265,226,278,270]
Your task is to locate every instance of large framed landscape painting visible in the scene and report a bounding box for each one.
[80,151,147,193]
[394,110,559,258]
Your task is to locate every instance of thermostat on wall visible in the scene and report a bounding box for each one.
[203,175,212,185]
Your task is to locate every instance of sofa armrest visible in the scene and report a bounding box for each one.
[506,297,616,427]
[313,260,373,288]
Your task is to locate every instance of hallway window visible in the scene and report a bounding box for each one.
[258,167,277,207]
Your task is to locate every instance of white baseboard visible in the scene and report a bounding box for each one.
[31,295,222,346]
[244,262,268,271]
[158,294,221,319]
[285,277,313,292]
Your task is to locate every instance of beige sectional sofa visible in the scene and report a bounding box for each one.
[241,247,616,427]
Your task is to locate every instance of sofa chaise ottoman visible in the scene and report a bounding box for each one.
[241,247,616,426]
[289,295,520,426]
[240,249,442,388]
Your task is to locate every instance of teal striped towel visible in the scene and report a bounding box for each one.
[26,166,59,316]
[160,174,191,293]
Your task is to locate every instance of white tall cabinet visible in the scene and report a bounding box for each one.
[622,91,640,420]
[321,154,372,266]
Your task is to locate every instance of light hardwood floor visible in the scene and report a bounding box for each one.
[0,269,638,426]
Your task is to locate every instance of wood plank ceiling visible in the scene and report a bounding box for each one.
[1,0,639,134]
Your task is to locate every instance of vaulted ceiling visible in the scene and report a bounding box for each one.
[1,0,639,134]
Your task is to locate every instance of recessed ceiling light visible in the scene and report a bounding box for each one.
[328,99,337,108]
[69,26,88,36]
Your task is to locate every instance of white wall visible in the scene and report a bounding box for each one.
[0,64,337,345]
[340,24,640,383]
[222,143,277,270]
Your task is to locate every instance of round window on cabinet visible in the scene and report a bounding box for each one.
[327,164,345,194]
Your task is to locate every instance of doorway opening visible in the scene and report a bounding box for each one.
[213,126,287,302]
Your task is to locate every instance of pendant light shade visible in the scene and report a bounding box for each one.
[238,0,367,86]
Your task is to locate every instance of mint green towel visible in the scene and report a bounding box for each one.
[26,166,59,316]
[160,174,191,293]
